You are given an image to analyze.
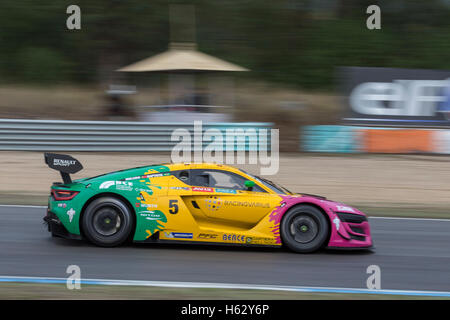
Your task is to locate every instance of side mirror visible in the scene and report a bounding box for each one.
[244,180,255,191]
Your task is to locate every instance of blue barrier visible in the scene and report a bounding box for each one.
[301,125,362,153]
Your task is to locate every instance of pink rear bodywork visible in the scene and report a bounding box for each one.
[270,194,372,249]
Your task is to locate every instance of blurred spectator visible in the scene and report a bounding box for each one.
[104,94,135,120]
[438,85,450,120]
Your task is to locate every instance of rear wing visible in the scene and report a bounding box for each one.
[44,153,83,184]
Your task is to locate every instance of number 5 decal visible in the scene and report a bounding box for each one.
[169,199,179,214]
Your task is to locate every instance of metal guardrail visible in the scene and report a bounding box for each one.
[0,119,273,152]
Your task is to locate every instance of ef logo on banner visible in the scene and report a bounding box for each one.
[366,265,381,290]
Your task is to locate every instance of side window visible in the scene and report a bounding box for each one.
[172,170,190,184]
[192,172,210,187]
[190,169,266,192]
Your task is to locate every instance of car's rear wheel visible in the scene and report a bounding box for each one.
[280,205,329,253]
[81,197,133,247]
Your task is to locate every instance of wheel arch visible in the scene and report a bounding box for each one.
[79,192,137,241]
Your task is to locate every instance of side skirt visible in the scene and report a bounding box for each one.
[134,233,281,248]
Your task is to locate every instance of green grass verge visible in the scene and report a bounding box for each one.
[0,283,447,300]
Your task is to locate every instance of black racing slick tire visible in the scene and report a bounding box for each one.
[280,205,329,253]
[81,197,134,247]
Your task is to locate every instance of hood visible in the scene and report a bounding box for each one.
[286,193,366,217]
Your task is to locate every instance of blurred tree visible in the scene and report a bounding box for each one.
[0,0,448,88]
[17,47,69,83]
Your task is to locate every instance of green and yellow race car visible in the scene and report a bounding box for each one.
[43,153,372,253]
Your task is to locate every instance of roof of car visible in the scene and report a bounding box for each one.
[166,162,241,172]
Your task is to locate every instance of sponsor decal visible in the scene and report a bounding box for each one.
[140,210,164,221]
[123,176,141,181]
[333,216,341,231]
[115,181,133,191]
[123,173,170,181]
[164,232,193,239]
[223,200,270,208]
[204,197,270,212]
[205,196,223,212]
[198,233,218,240]
[336,205,355,213]
[192,187,213,192]
[145,173,171,179]
[67,208,76,223]
[147,173,170,178]
[99,181,115,189]
[214,188,237,194]
[53,159,76,167]
[170,187,191,191]
[139,203,158,208]
[222,234,246,242]
[247,236,276,245]
[57,203,67,208]
[99,180,133,191]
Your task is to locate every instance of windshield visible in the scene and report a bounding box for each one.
[241,170,292,195]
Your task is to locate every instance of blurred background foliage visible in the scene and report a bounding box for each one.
[0,0,449,89]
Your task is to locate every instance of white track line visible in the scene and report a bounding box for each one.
[0,276,449,297]
[0,204,47,208]
[369,216,450,222]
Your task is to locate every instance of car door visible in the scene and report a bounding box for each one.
[189,169,281,228]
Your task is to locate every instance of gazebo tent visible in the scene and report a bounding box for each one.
[117,43,249,114]
[118,43,249,73]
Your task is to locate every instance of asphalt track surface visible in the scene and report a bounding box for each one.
[1,206,449,292]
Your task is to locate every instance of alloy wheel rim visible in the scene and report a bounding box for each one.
[92,206,122,236]
[289,215,319,243]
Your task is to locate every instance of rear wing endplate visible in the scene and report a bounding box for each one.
[44,153,83,184]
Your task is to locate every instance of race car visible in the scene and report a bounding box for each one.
[43,153,373,253]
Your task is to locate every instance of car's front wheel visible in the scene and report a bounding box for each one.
[280,205,329,253]
[81,197,134,247]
